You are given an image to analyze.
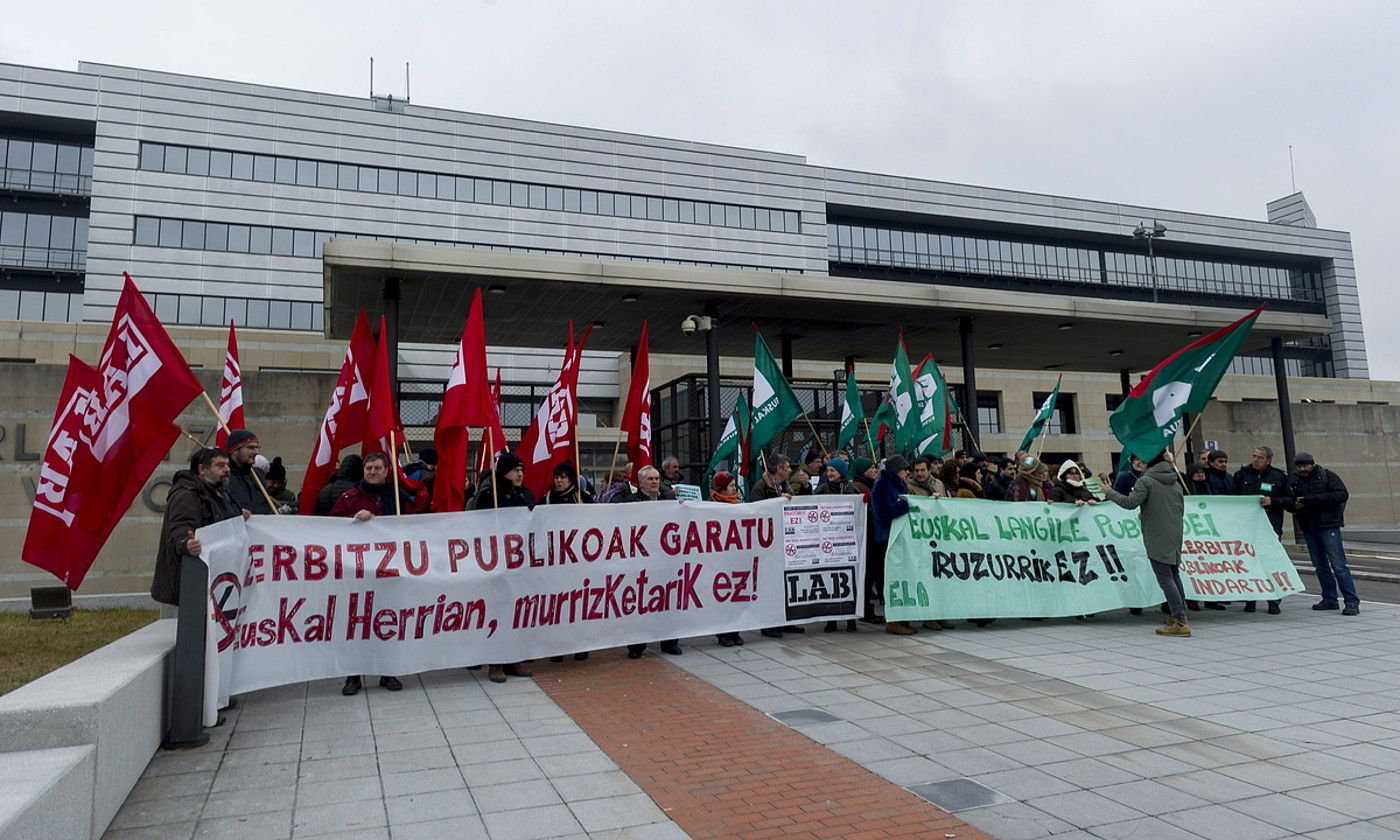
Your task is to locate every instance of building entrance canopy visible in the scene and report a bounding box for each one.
[322,240,1330,373]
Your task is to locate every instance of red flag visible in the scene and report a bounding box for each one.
[432,290,501,512]
[473,370,509,476]
[516,321,592,501]
[42,274,204,587]
[362,315,422,505]
[216,321,245,447]
[21,357,106,588]
[299,311,375,514]
[618,321,652,482]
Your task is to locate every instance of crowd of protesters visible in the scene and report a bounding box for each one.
[155,424,1360,704]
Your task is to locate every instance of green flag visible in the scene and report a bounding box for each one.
[1110,306,1262,462]
[885,337,918,454]
[912,354,954,457]
[1018,373,1063,452]
[705,400,750,499]
[749,331,802,456]
[837,369,864,451]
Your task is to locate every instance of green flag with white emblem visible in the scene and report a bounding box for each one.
[1018,373,1062,452]
[837,368,864,451]
[749,331,802,456]
[886,337,918,455]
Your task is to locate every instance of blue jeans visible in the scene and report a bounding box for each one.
[1302,528,1359,606]
[1152,560,1188,622]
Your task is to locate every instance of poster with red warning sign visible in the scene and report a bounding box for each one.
[781,499,861,568]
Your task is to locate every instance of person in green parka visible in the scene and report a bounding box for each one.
[1102,450,1192,638]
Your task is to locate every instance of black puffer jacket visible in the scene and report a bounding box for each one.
[152,471,242,605]
[1287,466,1349,531]
[1233,464,1292,536]
[227,462,272,515]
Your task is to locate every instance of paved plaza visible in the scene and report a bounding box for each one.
[104,598,1400,839]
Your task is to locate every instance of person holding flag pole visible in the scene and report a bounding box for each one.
[1101,306,1265,638]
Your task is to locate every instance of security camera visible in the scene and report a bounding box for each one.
[681,315,700,336]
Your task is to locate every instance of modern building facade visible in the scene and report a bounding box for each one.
[1,60,1392,598]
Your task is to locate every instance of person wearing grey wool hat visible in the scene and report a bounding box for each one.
[871,455,916,635]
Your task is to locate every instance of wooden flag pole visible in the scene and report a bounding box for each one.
[389,429,402,516]
[574,435,583,503]
[198,391,280,514]
[797,412,830,459]
[1168,413,1206,494]
[603,424,625,493]
[862,418,877,459]
[488,425,499,510]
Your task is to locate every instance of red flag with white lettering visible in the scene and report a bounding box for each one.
[20,356,107,588]
[619,321,652,482]
[298,311,375,514]
[216,321,245,447]
[363,315,422,507]
[432,290,501,512]
[516,322,591,501]
[56,274,204,586]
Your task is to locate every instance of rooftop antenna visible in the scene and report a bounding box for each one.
[405,62,411,102]
[369,56,374,97]
[1288,144,1297,193]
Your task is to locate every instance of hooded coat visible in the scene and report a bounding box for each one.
[152,470,242,605]
[1048,462,1097,504]
[1102,460,1184,565]
[1286,465,1348,531]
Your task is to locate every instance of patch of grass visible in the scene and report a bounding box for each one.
[0,608,159,696]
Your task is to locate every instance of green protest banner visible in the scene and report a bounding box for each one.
[885,496,1305,620]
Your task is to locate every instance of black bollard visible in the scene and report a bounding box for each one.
[163,553,209,749]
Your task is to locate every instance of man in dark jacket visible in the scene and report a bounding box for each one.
[871,454,916,635]
[750,455,792,502]
[152,448,245,606]
[1113,455,1146,495]
[471,452,537,510]
[622,465,682,657]
[1233,445,1291,614]
[313,454,363,515]
[1203,450,1236,495]
[224,429,273,515]
[1287,452,1359,615]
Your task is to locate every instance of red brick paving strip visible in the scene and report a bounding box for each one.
[534,653,997,840]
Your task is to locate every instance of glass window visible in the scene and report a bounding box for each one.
[23,215,49,254]
[134,216,159,246]
[231,152,254,180]
[785,211,800,233]
[226,224,250,252]
[204,222,228,251]
[56,144,81,175]
[182,220,205,248]
[7,140,32,172]
[693,202,709,225]
[186,147,210,176]
[311,306,324,331]
[162,145,187,174]
[597,192,614,215]
[201,296,224,326]
[527,184,546,209]
[626,195,643,218]
[508,182,527,207]
[662,199,680,222]
[139,143,164,171]
[290,301,313,331]
[43,292,68,321]
[19,290,44,320]
[158,218,182,248]
[490,181,509,205]
[176,295,198,324]
[246,298,269,328]
[274,157,295,185]
[313,230,331,256]
[268,299,291,329]
[434,174,455,200]
[679,200,695,224]
[209,149,232,178]
[249,226,272,254]
[361,166,381,192]
[375,168,397,194]
[740,207,755,228]
[471,179,489,203]
[338,164,359,190]
[293,229,314,257]
[31,142,57,177]
[564,188,581,212]
[546,186,564,211]
[295,159,316,186]
[252,155,274,182]
[271,227,293,255]
[49,215,75,251]
[581,190,598,214]
[645,196,663,220]
[223,297,246,327]
[0,288,18,319]
[79,146,94,178]
[397,170,417,196]
[724,206,740,227]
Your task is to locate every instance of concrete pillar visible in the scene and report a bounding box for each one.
[382,278,401,397]
[1272,337,1298,468]
[1120,368,1132,396]
[959,316,979,451]
[705,302,722,450]
[780,333,794,379]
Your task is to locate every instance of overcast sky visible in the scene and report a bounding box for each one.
[6,0,1397,378]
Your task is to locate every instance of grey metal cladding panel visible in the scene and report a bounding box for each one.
[820,169,1353,255]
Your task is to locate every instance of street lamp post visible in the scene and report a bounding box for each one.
[1132,220,1167,303]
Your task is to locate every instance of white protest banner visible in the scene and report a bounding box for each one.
[200,497,865,721]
